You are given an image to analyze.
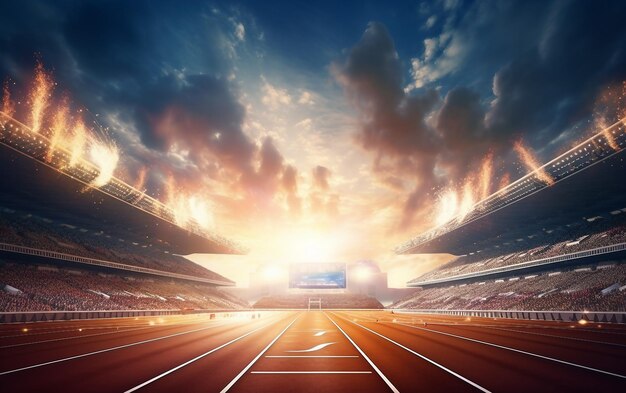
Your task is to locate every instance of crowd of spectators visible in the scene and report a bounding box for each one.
[394,262,626,311]
[412,216,626,284]
[253,293,384,309]
[0,208,230,282]
[0,260,249,312]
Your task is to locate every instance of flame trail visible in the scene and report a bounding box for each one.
[513,140,554,186]
[134,167,147,191]
[46,98,70,163]
[457,178,476,220]
[479,153,493,200]
[2,80,15,121]
[69,119,87,167]
[597,118,620,151]
[498,172,511,191]
[29,61,54,134]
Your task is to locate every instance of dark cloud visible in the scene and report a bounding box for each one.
[338,3,626,230]
[281,165,301,216]
[0,0,297,213]
[484,1,626,149]
[312,165,331,191]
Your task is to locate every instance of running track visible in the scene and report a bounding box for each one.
[1,310,625,392]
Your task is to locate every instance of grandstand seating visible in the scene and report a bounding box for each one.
[409,216,626,285]
[394,262,626,311]
[0,208,231,282]
[253,293,384,309]
[0,260,248,312]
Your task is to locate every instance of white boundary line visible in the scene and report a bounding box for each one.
[471,324,626,348]
[0,320,230,376]
[395,321,626,380]
[265,355,358,358]
[124,319,281,393]
[250,371,371,374]
[219,315,300,393]
[333,313,491,393]
[324,312,400,393]
[0,326,154,349]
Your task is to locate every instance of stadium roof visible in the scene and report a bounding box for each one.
[396,119,626,256]
[0,116,246,255]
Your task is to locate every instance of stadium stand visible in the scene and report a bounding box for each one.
[252,293,384,309]
[0,260,248,312]
[409,215,626,286]
[0,207,231,283]
[392,262,626,312]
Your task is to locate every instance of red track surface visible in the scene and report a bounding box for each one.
[1,310,625,392]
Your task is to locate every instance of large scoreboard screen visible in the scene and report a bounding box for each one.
[289,263,346,289]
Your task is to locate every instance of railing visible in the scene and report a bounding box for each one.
[395,118,626,254]
[408,242,626,286]
[391,309,626,324]
[0,242,234,286]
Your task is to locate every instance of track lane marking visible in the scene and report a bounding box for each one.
[250,371,371,374]
[324,312,400,393]
[0,320,234,376]
[333,312,491,393]
[286,342,336,352]
[463,324,626,348]
[220,314,301,393]
[0,326,155,349]
[123,316,290,393]
[394,321,626,380]
[265,355,358,358]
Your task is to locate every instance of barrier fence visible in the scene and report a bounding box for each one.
[393,309,626,324]
[0,309,259,324]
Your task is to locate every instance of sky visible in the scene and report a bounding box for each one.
[1,0,626,287]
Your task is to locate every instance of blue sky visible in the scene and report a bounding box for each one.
[1,0,626,286]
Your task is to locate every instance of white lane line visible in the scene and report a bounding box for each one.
[286,342,336,352]
[335,314,491,393]
[324,313,400,393]
[265,355,358,358]
[396,322,626,380]
[0,326,153,349]
[220,315,300,393]
[0,320,230,376]
[123,319,280,393]
[251,371,371,374]
[314,330,327,336]
[471,325,626,348]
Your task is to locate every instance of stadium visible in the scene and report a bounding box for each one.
[2,1,626,392]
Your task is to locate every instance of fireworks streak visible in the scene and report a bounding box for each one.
[29,61,54,134]
[513,141,555,186]
[2,80,15,122]
[0,59,243,253]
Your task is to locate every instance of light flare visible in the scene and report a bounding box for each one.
[513,141,554,186]
[29,61,55,134]
[435,189,459,226]
[89,140,119,187]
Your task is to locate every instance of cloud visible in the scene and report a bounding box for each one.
[312,165,331,191]
[234,22,246,41]
[261,78,292,108]
[298,91,315,105]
